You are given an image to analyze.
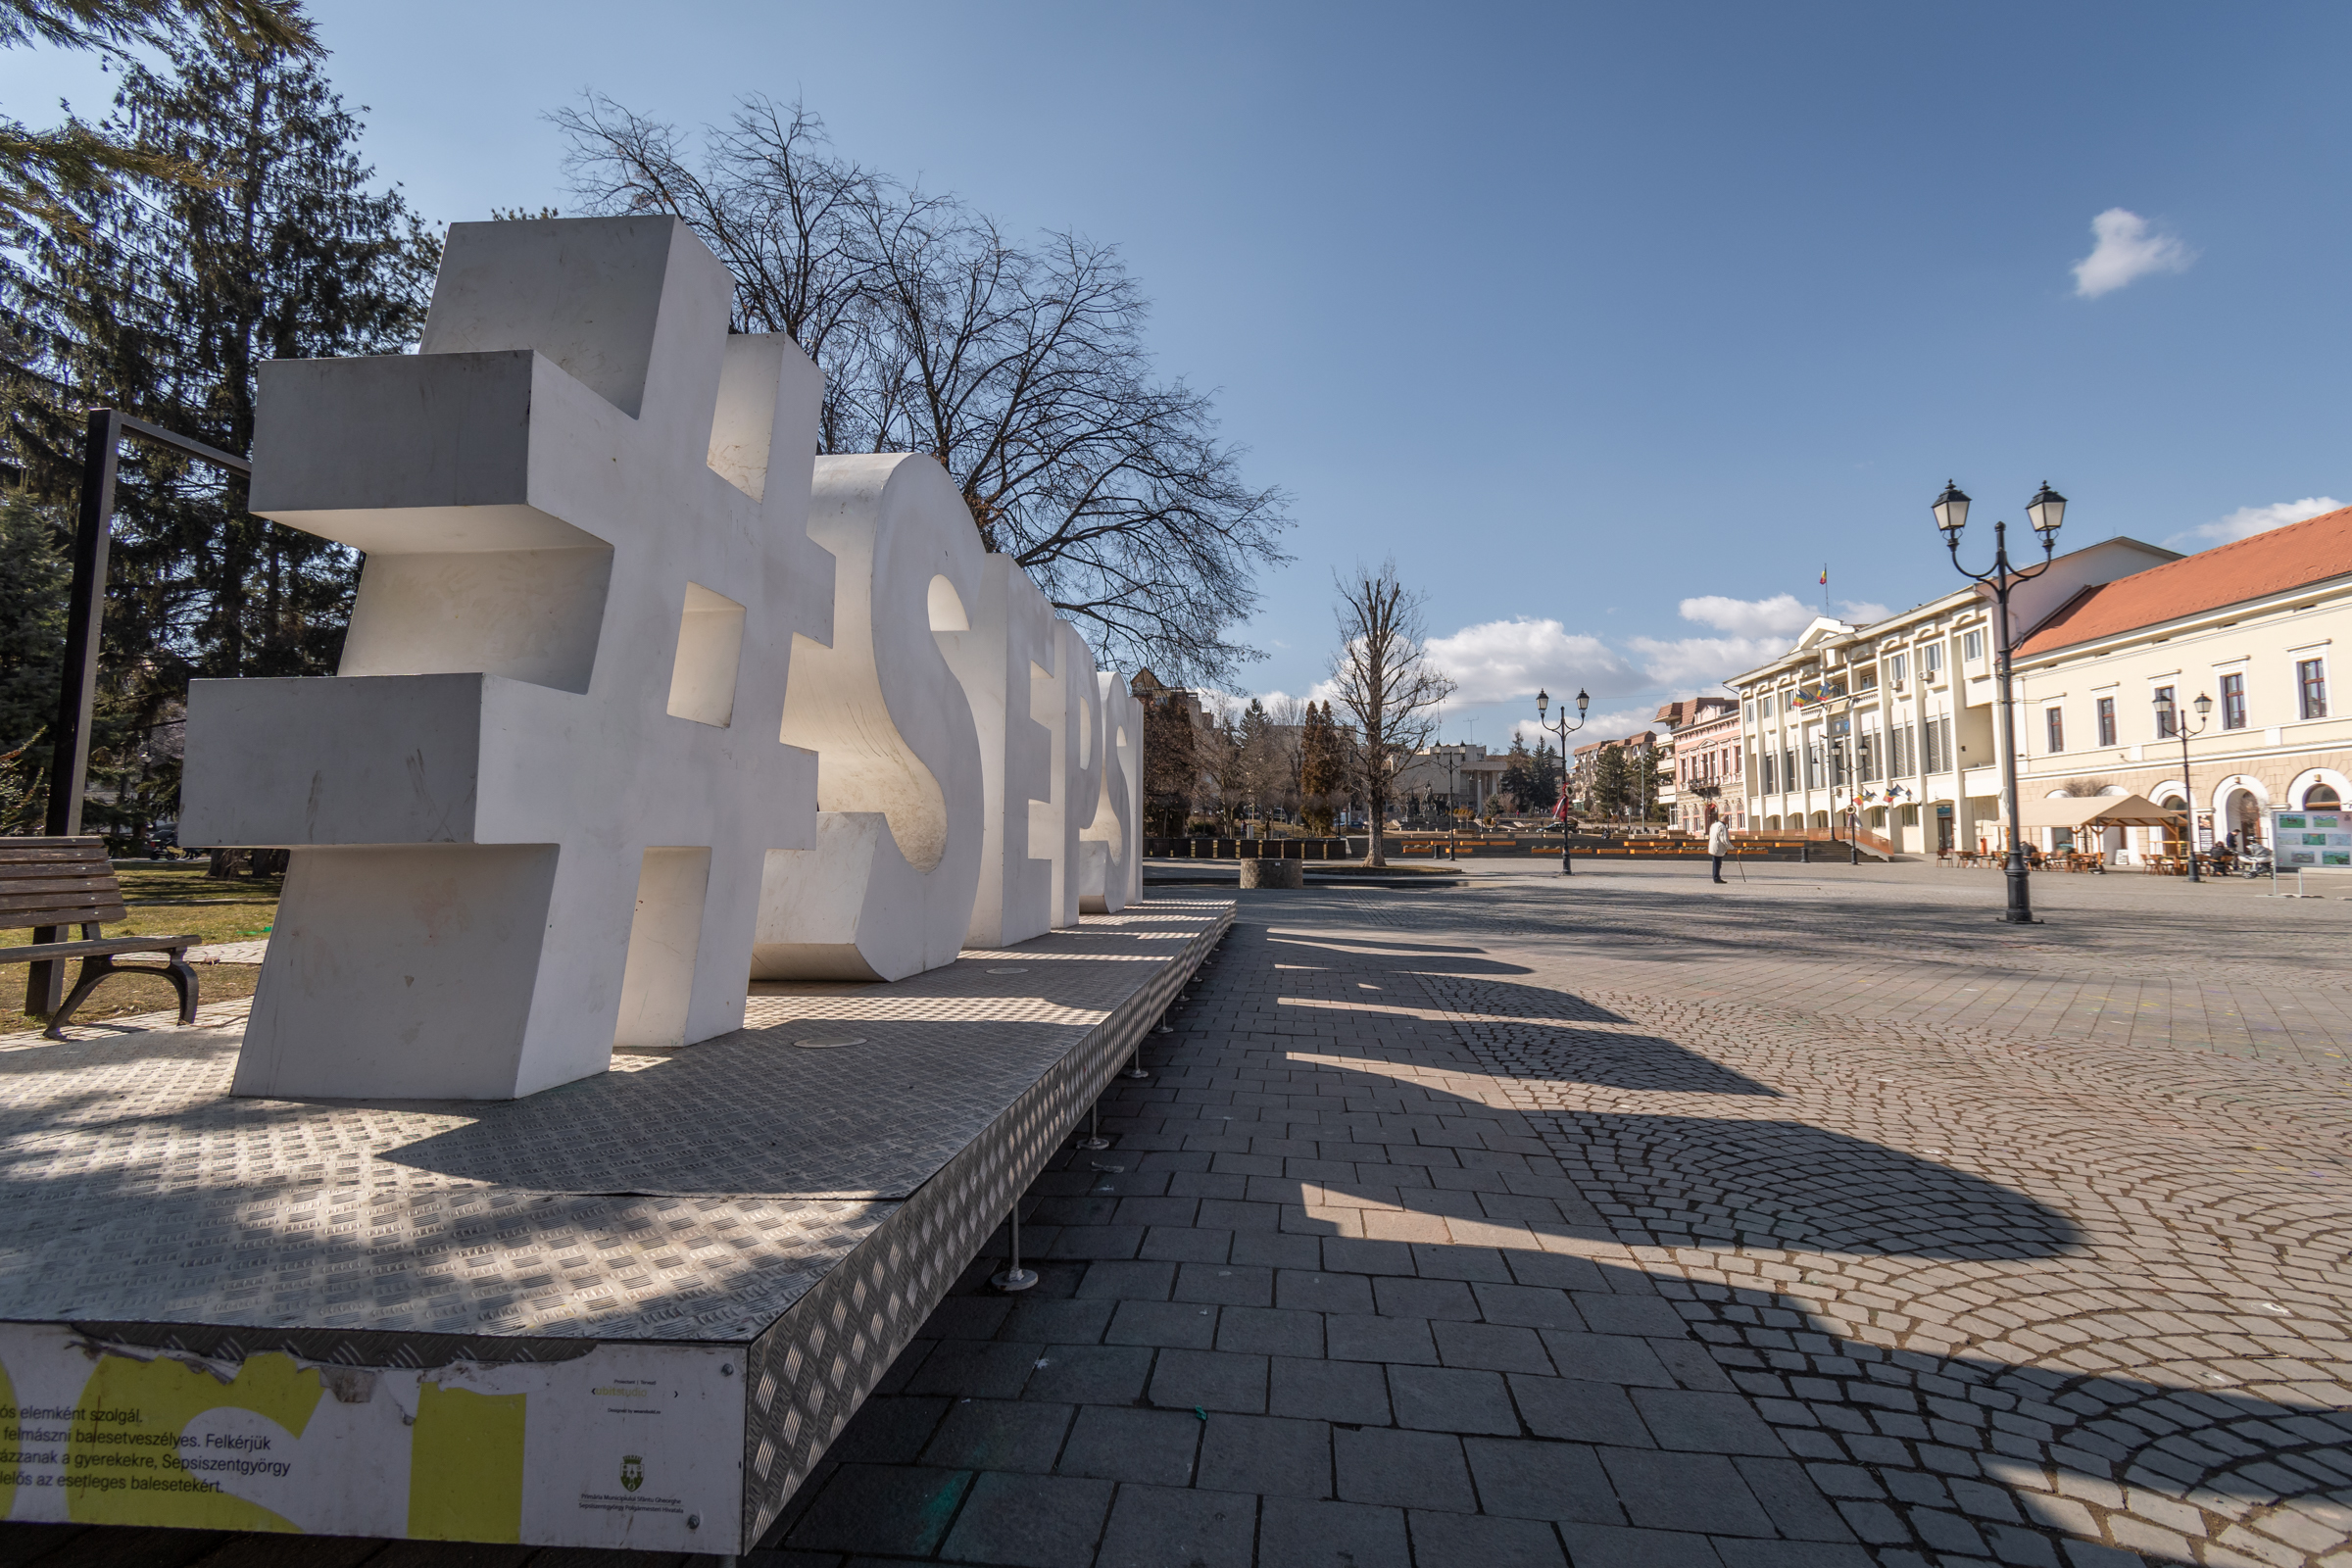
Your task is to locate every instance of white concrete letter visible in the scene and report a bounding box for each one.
[180,216,832,1100]
[754,454,988,980]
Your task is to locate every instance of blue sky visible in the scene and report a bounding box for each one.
[9,2,2347,747]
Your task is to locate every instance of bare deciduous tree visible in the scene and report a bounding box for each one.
[554,94,1290,685]
[1328,560,1454,866]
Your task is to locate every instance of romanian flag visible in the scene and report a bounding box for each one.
[1819,565,1829,586]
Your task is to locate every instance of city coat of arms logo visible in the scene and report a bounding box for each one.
[620,1455,644,1493]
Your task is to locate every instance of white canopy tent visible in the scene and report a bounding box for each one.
[2018,793,2183,829]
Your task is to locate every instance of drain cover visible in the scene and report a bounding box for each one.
[795,1036,866,1049]
[987,966,1028,974]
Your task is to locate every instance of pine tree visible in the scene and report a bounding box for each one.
[1298,700,1347,835]
[5,31,438,841]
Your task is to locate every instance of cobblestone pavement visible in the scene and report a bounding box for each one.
[6,863,2349,1568]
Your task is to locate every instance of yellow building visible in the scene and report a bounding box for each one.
[2010,505,2352,862]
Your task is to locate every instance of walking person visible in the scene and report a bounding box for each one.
[1707,816,1733,884]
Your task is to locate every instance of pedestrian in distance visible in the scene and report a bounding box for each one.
[1707,817,1733,883]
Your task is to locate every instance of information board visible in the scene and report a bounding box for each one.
[0,1324,744,1551]
[2271,808,2351,868]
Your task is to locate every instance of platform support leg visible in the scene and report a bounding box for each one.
[992,1200,1038,1293]
[1076,1102,1110,1151]
[1122,1050,1151,1080]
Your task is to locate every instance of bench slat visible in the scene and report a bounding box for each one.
[0,857,115,875]
[0,873,124,896]
[0,846,110,869]
[1,901,131,927]
[0,934,200,963]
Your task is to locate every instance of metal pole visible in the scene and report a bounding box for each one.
[2181,720,2200,884]
[1558,720,1573,876]
[46,410,120,840]
[1991,524,2035,923]
[26,413,121,1018]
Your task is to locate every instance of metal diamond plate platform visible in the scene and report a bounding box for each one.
[0,898,1231,1545]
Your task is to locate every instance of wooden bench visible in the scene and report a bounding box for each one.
[2,836,199,1039]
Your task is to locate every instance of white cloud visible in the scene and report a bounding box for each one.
[2073,208,2194,299]
[1626,634,1791,689]
[1423,617,1636,706]
[1677,593,1814,637]
[2166,496,2344,549]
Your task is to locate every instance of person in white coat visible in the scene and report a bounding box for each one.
[1706,816,1733,883]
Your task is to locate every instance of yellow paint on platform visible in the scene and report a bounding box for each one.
[407,1382,526,1542]
[66,1350,321,1531]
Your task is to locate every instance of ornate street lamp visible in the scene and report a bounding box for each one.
[2153,689,2214,882]
[1936,480,2064,922]
[1536,686,1590,876]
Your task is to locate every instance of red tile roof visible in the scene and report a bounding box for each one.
[2014,504,2352,657]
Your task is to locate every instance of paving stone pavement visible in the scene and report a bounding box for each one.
[6,862,2349,1568]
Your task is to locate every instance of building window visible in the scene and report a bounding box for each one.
[1760,695,1774,718]
[2095,696,2116,747]
[2045,708,2064,753]
[2154,684,2176,738]
[2308,783,2342,808]
[1963,629,1984,663]
[1901,804,1920,826]
[2220,671,2246,730]
[2299,658,2328,720]
[1761,754,1777,794]
[1923,717,1943,774]
[1784,747,1796,791]
[1857,667,1878,690]
[1923,642,1943,678]
[1887,653,1908,685]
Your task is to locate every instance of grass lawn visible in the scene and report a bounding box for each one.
[4,864,279,1033]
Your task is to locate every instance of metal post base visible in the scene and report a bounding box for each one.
[1121,1057,1151,1079]
[2000,859,2041,923]
[993,1204,1039,1293]
[1075,1105,1110,1151]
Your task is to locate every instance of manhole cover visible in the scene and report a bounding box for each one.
[796,1036,866,1049]
[987,966,1028,974]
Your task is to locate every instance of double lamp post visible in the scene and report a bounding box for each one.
[1535,686,1589,875]
[1934,478,2064,923]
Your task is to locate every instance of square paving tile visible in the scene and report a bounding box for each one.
[937,1471,1115,1568]
[1256,1497,1410,1568]
[1107,1298,1219,1348]
[1460,1437,1623,1525]
[1150,1348,1269,1414]
[1433,1319,1556,1375]
[1507,1374,1655,1447]
[918,1398,1073,1473]
[1095,1485,1256,1568]
[1629,1389,1788,1456]
[1022,1345,1155,1405]
[1057,1405,1200,1487]
[1405,1509,1568,1568]
[1388,1364,1520,1435]
[1271,1355,1394,1425]
[1334,1427,1476,1511]
[1195,1413,1334,1499]
[785,1465,973,1555]
[1596,1448,1778,1537]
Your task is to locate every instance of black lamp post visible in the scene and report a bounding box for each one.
[1441,745,1461,860]
[1936,479,2065,923]
[2153,689,2214,882]
[1537,686,1590,875]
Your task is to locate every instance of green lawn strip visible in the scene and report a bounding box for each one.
[80,867,282,948]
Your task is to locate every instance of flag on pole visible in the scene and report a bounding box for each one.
[1819,565,1829,586]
